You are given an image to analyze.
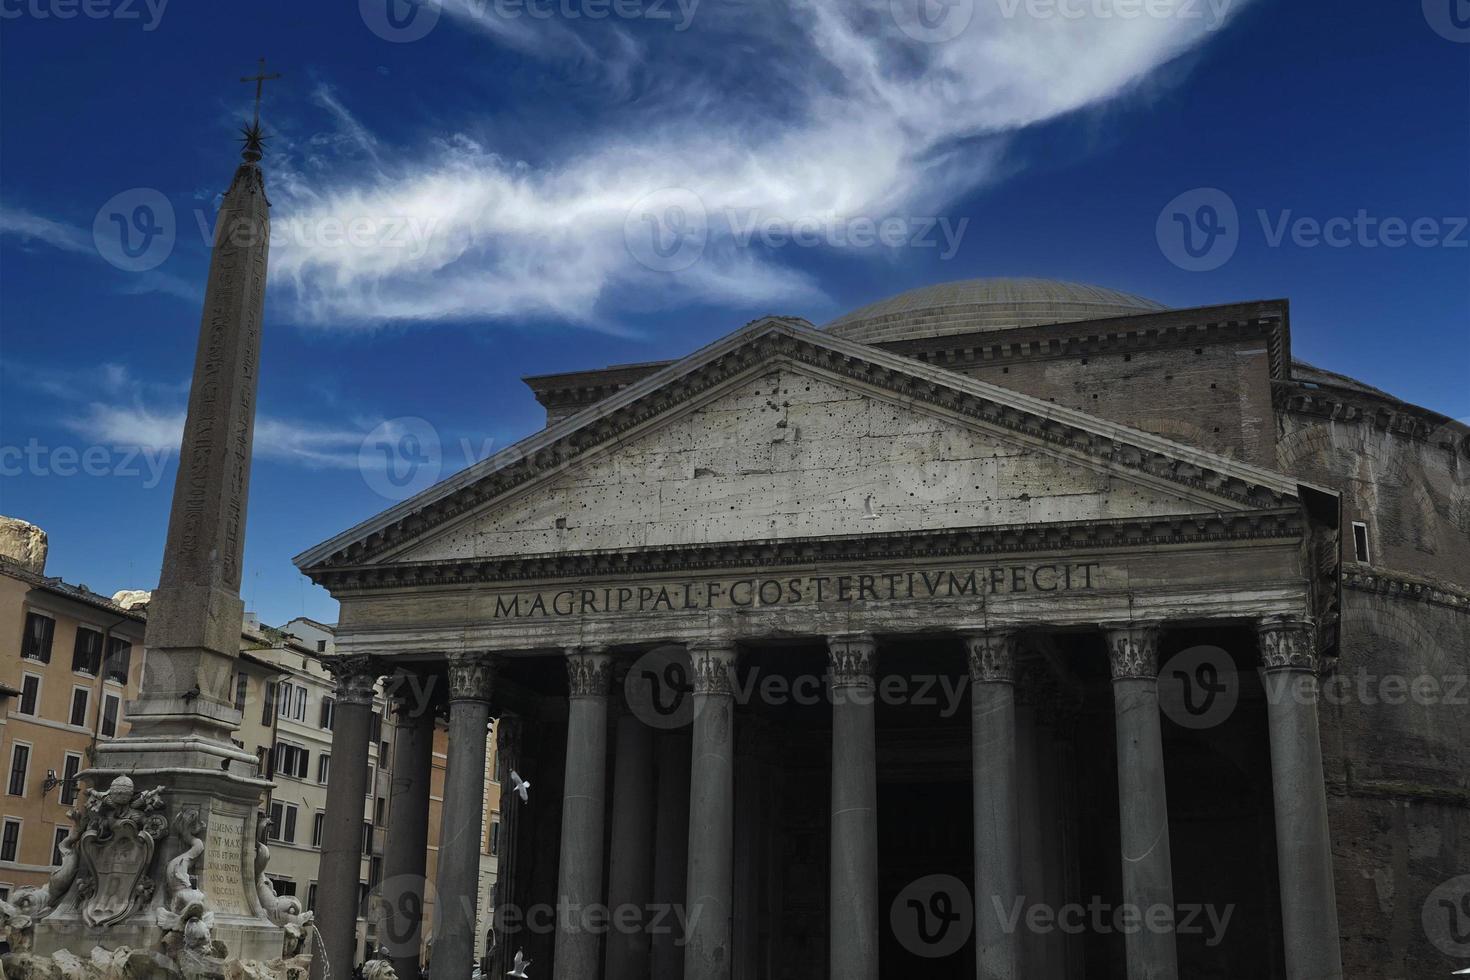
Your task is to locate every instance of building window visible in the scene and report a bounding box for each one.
[312,811,325,848]
[235,673,249,711]
[369,856,382,888]
[361,822,373,856]
[380,740,390,762]
[490,817,501,857]
[0,885,10,903]
[72,627,103,675]
[261,682,277,725]
[267,875,296,897]
[319,696,335,731]
[7,743,30,796]
[1352,521,1371,563]
[18,674,40,716]
[316,639,327,653]
[268,802,299,843]
[295,687,307,722]
[1,819,20,862]
[59,753,82,806]
[374,797,386,826]
[69,687,90,727]
[278,682,295,719]
[368,712,382,745]
[306,882,318,911]
[274,742,309,780]
[100,693,121,738]
[103,637,132,685]
[51,827,70,866]
[317,754,331,784]
[21,612,54,663]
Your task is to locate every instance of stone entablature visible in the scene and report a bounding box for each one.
[1273,378,1470,457]
[1343,565,1470,612]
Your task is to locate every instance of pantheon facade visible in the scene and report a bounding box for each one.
[296,279,1469,980]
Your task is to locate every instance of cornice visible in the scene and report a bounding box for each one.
[300,326,1302,575]
[1273,381,1470,458]
[307,508,1304,594]
[1343,565,1470,613]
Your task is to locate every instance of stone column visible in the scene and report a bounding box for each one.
[315,656,381,980]
[1106,624,1178,980]
[490,714,524,978]
[605,686,658,980]
[652,729,692,980]
[827,633,880,980]
[684,642,738,980]
[433,653,497,980]
[964,631,1022,980]
[554,648,614,979]
[380,680,437,979]
[1258,617,1343,980]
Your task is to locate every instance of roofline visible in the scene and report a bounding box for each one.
[296,315,1315,572]
[0,556,148,624]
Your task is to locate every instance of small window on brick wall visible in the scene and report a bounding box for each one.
[1352,521,1371,564]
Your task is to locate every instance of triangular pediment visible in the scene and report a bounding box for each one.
[296,318,1305,574]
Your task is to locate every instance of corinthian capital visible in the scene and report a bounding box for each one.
[827,634,877,689]
[565,648,613,699]
[1258,616,1318,673]
[323,654,383,705]
[963,631,1016,684]
[447,652,497,703]
[688,641,739,697]
[1106,624,1161,681]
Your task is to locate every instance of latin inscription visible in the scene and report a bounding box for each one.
[201,809,248,916]
[488,562,1103,620]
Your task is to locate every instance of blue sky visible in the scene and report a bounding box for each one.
[1,0,1466,627]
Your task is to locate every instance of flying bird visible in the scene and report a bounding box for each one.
[510,770,530,804]
[507,950,531,978]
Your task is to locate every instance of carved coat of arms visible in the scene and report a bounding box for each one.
[74,775,169,928]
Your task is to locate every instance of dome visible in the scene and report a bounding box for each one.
[824,277,1168,344]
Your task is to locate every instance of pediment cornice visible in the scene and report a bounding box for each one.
[296,319,1308,574]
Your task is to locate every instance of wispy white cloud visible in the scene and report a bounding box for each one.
[0,206,92,254]
[273,0,1252,327]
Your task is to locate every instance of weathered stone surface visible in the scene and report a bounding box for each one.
[0,515,48,573]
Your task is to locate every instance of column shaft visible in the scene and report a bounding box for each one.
[490,714,525,978]
[652,729,692,980]
[684,643,738,980]
[1108,625,1179,980]
[553,650,613,979]
[381,685,436,979]
[605,704,657,980]
[827,634,879,980]
[1259,619,1344,980]
[314,658,379,980]
[433,654,496,980]
[966,632,1022,980]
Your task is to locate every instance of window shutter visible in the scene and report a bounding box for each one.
[262,682,276,725]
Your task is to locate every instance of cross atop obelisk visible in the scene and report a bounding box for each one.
[240,57,281,130]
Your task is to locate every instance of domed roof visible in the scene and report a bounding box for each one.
[825,277,1167,344]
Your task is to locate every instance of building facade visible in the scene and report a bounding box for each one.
[0,548,147,901]
[295,278,1466,980]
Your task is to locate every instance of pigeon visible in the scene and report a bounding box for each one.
[507,950,531,978]
[510,770,530,804]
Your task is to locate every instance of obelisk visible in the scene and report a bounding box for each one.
[29,83,297,966]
